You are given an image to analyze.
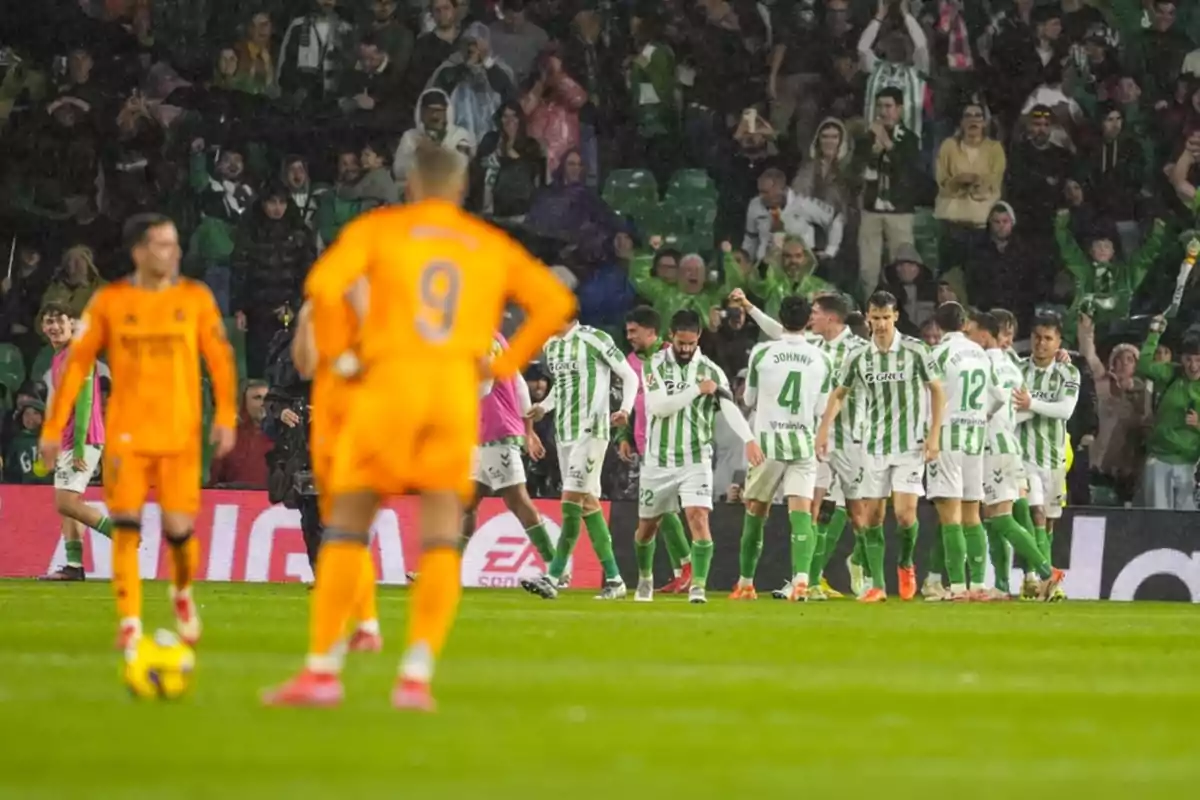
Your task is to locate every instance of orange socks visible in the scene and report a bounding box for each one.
[112,528,142,622]
[406,546,462,659]
[308,539,366,669]
[168,536,199,591]
[353,549,378,625]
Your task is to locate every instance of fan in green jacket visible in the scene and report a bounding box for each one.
[1136,316,1200,509]
[1055,209,1165,343]
[746,235,835,323]
[629,242,745,336]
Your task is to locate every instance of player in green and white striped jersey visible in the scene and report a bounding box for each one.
[732,296,832,601]
[924,303,992,601]
[632,310,761,605]
[1015,312,1079,595]
[522,321,638,601]
[816,291,945,603]
[736,289,867,599]
[967,310,1061,602]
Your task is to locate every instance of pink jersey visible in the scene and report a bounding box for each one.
[479,333,526,444]
[51,347,105,451]
[629,341,669,456]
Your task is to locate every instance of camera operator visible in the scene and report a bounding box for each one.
[261,304,323,570]
[704,298,758,379]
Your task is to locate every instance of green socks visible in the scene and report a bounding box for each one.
[548,502,583,580]
[941,523,967,586]
[813,506,848,579]
[789,511,815,581]
[964,523,987,587]
[985,519,1012,593]
[810,522,828,581]
[1013,497,1036,573]
[658,512,691,573]
[928,529,946,579]
[583,509,621,581]
[1035,526,1052,565]
[65,539,84,568]
[864,525,886,590]
[897,522,918,568]
[738,513,766,581]
[691,540,714,589]
[526,522,555,564]
[635,536,657,579]
[96,516,113,538]
[992,514,1051,579]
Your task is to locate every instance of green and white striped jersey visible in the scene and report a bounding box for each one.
[1017,358,1081,470]
[745,333,833,461]
[805,328,869,451]
[643,348,729,468]
[985,348,1023,456]
[841,333,938,457]
[542,324,627,444]
[930,332,991,455]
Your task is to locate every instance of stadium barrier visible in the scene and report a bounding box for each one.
[0,487,1196,601]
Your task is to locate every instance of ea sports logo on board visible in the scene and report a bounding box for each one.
[463,514,565,588]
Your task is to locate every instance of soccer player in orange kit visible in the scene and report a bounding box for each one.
[290,283,382,653]
[40,213,237,651]
[262,141,576,711]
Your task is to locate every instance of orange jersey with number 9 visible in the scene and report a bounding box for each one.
[305,198,575,499]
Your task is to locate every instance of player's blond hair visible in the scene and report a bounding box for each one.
[409,139,467,200]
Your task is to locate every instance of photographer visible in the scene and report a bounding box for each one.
[704,296,758,380]
[261,306,322,569]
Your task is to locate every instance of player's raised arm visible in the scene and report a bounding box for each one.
[492,248,577,379]
[197,287,239,456]
[644,360,703,418]
[41,294,109,459]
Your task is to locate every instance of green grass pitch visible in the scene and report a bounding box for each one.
[1,582,1199,799]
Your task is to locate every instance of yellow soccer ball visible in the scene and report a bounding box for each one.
[122,630,195,700]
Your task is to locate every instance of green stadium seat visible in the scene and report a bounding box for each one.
[663,194,718,239]
[603,169,659,206]
[0,343,26,396]
[666,169,717,201]
[635,203,687,241]
[30,345,55,385]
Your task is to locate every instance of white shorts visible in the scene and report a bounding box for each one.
[828,445,866,502]
[472,442,527,492]
[557,437,607,497]
[1024,462,1066,519]
[639,463,713,519]
[744,458,818,503]
[815,461,845,506]
[861,450,925,499]
[54,445,102,493]
[926,450,984,502]
[983,452,1024,506]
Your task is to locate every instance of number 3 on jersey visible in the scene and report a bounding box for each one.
[416,261,461,342]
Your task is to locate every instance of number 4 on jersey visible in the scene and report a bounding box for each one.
[777,371,804,414]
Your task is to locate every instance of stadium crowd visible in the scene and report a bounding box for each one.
[3,0,1200,510]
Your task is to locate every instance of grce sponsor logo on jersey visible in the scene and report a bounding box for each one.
[863,371,907,384]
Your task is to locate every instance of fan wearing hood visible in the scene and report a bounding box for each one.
[745,235,834,325]
[428,21,518,144]
[1054,208,1165,344]
[41,245,105,321]
[629,239,744,337]
[881,243,937,336]
[231,186,316,378]
[393,87,475,192]
[791,118,854,216]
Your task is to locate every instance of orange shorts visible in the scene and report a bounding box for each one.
[328,361,479,502]
[103,447,201,517]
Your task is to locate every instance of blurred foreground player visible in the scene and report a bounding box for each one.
[40,213,238,649]
[263,141,576,710]
[291,287,382,653]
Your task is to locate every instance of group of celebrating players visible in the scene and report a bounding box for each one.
[509,286,1072,607]
[35,139,1075,713]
